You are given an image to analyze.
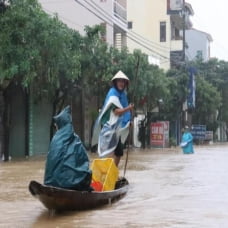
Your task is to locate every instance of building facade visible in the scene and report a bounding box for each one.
[127,0,194,70]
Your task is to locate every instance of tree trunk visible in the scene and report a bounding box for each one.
[0,90,4,159]
[25,90,29,157]
[0,89,10,161]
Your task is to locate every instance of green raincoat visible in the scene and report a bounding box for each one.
[44,106,92,190]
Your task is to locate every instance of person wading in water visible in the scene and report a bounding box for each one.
[180,125,194,154]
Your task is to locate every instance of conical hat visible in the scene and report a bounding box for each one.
[111,70,129,81]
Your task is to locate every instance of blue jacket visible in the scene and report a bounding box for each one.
[103,87,131,127]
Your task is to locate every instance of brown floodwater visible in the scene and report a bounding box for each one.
[0,144,228,228]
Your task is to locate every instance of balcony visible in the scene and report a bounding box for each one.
[169,2,194,30]
[170,39,183,51]
[170,23,183,52]
[114,0,127,24]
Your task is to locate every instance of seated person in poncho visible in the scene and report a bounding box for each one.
[44,106,92,191]
[92,71,134,167]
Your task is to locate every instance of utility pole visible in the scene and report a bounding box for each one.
[182,0,186,62]
[182,0,188,136]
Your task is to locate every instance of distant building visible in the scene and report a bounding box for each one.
[169,2,194,68]
[127,0,194,70]
[185,28,213,62]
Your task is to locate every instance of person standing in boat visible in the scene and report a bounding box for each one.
[180,125,194,154]
[44,106,92,191]
[92,71,134,167]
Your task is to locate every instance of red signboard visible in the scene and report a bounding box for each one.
[150,122,165,147]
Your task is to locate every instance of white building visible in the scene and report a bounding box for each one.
[39,0,127,49]
[185,28,213,62]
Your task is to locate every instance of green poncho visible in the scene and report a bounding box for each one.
[44,106,92,190]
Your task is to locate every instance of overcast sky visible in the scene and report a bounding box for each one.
[187,0,228,61]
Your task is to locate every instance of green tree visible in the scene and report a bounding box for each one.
[163,68,189,121]
[191,58,228,136]
[0,0,81,100]
[78,25,114,108]
[192,75,221,132]
[0,0,81,159]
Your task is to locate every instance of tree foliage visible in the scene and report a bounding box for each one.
[0,0,80,98]
[190,59,228,132]
[162,68,189,121]
[192,75,221,131]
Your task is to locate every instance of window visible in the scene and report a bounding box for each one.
[160,21,166,42]
[128,21,133,29]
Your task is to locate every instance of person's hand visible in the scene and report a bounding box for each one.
[128,103,134,111]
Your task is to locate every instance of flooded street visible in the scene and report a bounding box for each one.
[1,144,228,228]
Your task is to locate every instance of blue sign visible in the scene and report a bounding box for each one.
[187,67,196,109]
[191,125,206,140]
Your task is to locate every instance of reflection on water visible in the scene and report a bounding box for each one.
[1,145,228,227]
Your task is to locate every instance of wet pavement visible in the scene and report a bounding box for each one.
[0,144,228,228]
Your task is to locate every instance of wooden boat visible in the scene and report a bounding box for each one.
[28,178,129,211]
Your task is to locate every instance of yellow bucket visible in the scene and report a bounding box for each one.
[91,158,119,192]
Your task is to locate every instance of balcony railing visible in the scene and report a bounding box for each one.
[114,0,127,23]
[170,40,183,51]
